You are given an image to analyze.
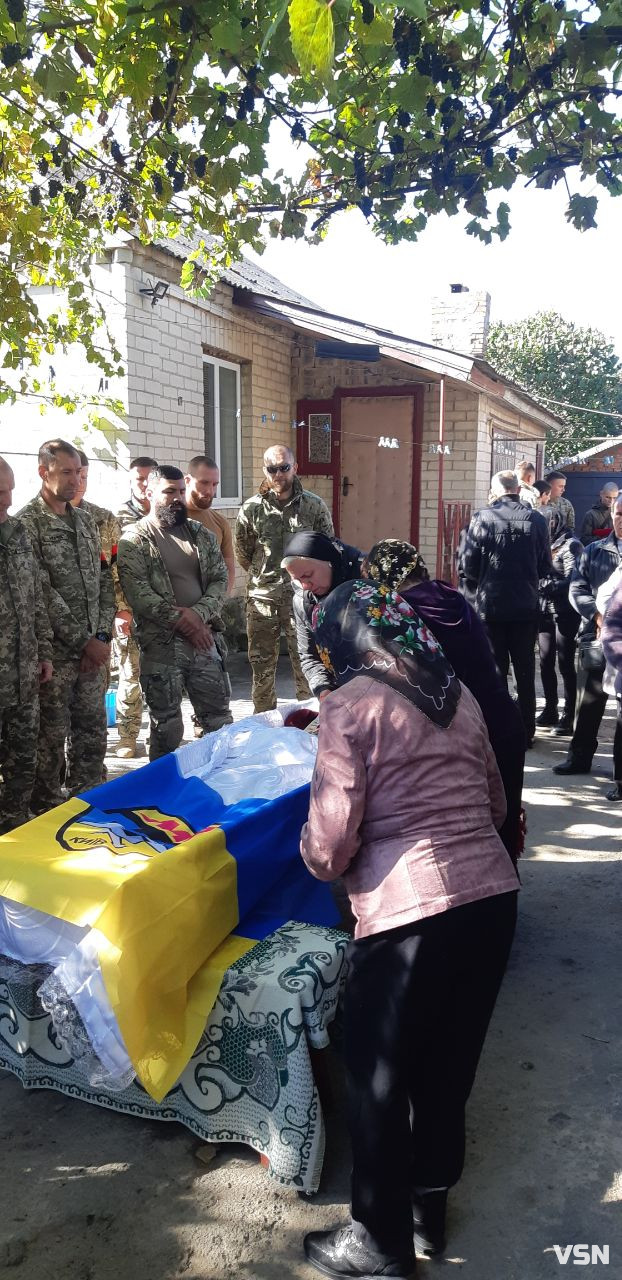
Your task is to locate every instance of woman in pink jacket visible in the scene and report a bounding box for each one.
[301,580,519,1280]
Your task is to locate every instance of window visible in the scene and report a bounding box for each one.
[308,412,332,464]
[491,429,516,477]
[202,355,241,503]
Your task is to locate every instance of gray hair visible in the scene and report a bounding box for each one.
[490,470,520,497]
[601,481,619,495]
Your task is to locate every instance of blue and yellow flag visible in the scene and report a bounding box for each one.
[0,755,337,1101]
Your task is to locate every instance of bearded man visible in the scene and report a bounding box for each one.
[185,455,235,593]
[117,465,230,760]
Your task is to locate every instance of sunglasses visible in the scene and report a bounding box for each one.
[266,463,292,475]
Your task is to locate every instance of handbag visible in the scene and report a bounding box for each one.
[578,638,605,672]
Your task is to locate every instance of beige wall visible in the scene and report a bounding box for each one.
[291,335,483,570]
[119,258,548,591]
[122,245,296,597]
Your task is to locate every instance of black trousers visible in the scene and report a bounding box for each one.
[570,664,622,776]
[486,621,537,742]
[538,611,580,718]
[345,892,518,1258]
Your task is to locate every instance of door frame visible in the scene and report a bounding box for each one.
[296,384,424,544]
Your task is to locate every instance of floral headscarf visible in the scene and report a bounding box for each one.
[364,539,429,593]
[311,580,461,728]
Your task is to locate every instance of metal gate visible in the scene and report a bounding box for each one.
[441,501,471,585]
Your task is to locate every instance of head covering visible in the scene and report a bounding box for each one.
[282,530,363,598]
[364,538,429,593]
[311,580,461,728]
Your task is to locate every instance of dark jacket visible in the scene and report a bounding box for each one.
[402,578,525,866]
[459,495,552,623]
[292,540,363,695]
[540,530,583,620]
[569,532,622,642]
[580,501,614,547]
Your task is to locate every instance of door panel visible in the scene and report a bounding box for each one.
[340,396,414,550]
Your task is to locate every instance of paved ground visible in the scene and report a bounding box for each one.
[1,661,621,1280]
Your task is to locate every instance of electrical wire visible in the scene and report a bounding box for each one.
[531,394,622,420]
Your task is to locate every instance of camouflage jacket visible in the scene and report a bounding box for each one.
[80,498,129,612]
[0,515,53,704]
[234,478,334,601]
[117,517,227,664]
[18,494,115,660]
[116,496,148,531]
[550,494,575,532]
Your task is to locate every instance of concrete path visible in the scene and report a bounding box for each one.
[1,666,621,1279]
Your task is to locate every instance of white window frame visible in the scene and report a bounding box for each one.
[202,353,242,506]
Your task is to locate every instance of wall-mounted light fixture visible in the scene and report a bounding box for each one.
[139,280,170,307]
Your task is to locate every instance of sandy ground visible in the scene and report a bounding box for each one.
[1,657,621,1280]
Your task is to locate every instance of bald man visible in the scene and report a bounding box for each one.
[0,457,53,831]
[234,444,334,712]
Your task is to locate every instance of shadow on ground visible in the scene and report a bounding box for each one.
[1,689,620,1278]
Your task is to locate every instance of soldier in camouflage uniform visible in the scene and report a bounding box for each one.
[117,465,230,760]
[74,452,144,757]
[18,440,115,812]
[0,458,54,832]
[114,457,158,755]
[234,445,334,712]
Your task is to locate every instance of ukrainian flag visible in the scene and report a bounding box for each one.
[0,753,337,1102]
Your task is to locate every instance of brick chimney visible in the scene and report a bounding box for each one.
[430,284,491,358]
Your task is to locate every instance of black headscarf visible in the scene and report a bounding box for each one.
[282,530,363,598]
[311,579,461,728]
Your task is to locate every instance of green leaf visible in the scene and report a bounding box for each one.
[401,0,427,19]
[261,0,290,54]
[210,18,243,53]
[565,192,598,230]
[288,0,335,81]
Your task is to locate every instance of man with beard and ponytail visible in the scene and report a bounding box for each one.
[117,465,230,760]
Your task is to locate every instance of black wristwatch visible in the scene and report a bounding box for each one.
[95,631,111,643]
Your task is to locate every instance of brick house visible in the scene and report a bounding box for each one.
[559,435,622,531]
[2,236,561,593]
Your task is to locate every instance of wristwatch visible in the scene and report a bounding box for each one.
[95,630,111,643]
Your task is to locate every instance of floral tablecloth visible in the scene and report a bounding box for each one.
[0,921,349,1192]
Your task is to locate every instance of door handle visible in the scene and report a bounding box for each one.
[342,475,354,496]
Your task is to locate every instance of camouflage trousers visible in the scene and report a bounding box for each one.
[31,657,107,814]
[0,693,39,832]
[141,639,233,762]
[246,595,311,713]
[114,631,143,743]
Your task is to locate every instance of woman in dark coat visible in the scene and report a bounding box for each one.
[282,530,364,699]
[363,539,526,866]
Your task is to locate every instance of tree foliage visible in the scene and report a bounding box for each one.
[487,311,622,461]
[1,0,622,401]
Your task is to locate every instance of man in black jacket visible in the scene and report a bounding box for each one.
[460,470,552,744]
[553,498,622,774]
[579,481,618,546]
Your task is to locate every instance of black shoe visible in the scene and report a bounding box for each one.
[304,1226,417,1279]
[551,715,573,736]
[553,757,592,775]
[536,708,558,727]
[412,1190,447,1256]
[606,784,622,802]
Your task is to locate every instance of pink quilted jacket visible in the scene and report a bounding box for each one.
[300,676,519,939]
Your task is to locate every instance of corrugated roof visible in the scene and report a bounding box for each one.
[153,230,316,308]
[141,230,563,427]
[235,293,564,428]
[558,433,622,466]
